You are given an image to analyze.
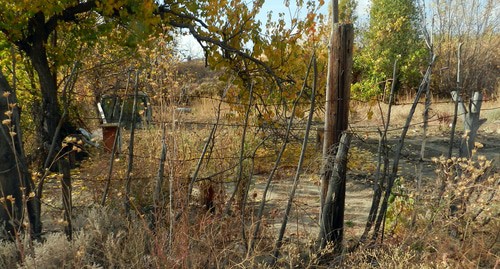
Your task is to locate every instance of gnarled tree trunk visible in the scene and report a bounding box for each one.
[18,15,63,164]
[0,70,41,238]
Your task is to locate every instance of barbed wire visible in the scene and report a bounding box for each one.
[80,104,500,136]
[50,93,499,193]
[69,90,497,108]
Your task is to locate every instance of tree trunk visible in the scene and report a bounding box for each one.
[0,70,41,238]
[26,38,62,159]
[17,31,62,237]
[0,97,24,238]
[15,12,62,165]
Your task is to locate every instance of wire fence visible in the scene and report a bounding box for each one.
[34,92,500,240]
[67,92,500,182]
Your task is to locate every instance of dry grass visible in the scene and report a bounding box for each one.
[351,98,499,127]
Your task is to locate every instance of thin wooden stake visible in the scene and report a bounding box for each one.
[448,43,463,158]
[154,125,167,208]
[169,101,176,252]
[373,55,437,240]
[224,83,254,215]
[58,158,72,240]
[249,55,314,254]
[124,70,140,218]
[241,136,269,250]
[360,59,398,244]
[184,79,233,265]
[414,47,435,227]
[272,55,317,262]
[185,80,232,208]
[101,70,132,206]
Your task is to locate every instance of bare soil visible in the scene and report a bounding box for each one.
[249,101,500,243]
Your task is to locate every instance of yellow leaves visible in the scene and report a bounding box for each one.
[348,146,376,173]
[365,99,376,120]
[367,110,374,120]
[474,142,484,149]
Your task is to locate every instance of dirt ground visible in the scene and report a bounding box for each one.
[250,100,500,243]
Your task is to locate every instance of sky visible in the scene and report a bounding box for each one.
[176,0,371,59]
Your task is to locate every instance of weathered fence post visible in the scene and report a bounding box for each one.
[461,92,483,158]
[320,23,353,219]
[319,132,352,252]
[317,6,354,253]
[451,91,483,158]
[58,158,72,240]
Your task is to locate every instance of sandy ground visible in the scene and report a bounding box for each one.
[248,100,500,243]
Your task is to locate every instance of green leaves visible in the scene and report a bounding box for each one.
[353,0,426,99]
[339,0,357,24]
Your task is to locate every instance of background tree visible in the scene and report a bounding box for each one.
[353,0,426,99]
[339,0,358,24]
[431,0,499,98]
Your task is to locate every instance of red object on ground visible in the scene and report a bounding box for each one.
[101,123,120,153]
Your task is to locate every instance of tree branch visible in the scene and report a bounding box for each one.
[157,4,294,88]
[45,1,97,40]
[167,19,293,87]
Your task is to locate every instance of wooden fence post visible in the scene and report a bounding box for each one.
[319,132,352,251]
[320,23,353,216]
[58,158,72,240]
[451,91,483,158]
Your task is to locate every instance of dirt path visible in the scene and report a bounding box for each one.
[250,173,373,242]
[248,120,500,244]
